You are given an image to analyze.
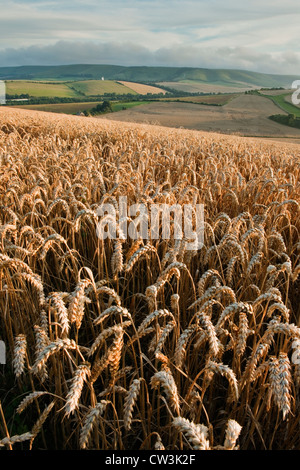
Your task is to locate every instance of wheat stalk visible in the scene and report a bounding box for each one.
[64,363,91,416]
[172,417,210,450]
[17,391,48,414]
[32,338,77,376]
[124,378,142,430]
[206,360,239,402]
[0,432,34,448]
[12,334,27,378]
[268,353,292,420]
[79,401,109,449]
[223,419,242,450]
[150,368,180,414]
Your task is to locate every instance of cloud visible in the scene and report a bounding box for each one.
[0,0,299,74]
[0,40,300,75]
[0,41,152,67]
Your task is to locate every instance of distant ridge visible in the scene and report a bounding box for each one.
[0,64,297,88]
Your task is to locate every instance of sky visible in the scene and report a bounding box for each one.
[0,0,300,74]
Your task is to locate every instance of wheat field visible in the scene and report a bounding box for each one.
[0,107,299,450]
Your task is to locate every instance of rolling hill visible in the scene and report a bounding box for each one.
[0,64,298,89]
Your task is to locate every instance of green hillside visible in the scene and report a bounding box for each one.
[0,64,297,89]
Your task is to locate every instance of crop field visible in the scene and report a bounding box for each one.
[259,90,292,96]
[0,106,299,451]
[161,94,239,106]
[117,81,167,95]
[69,80,138,96]
[158,81,258,94]
[97,94,300,141]
[5,80,143,99]
[5,81,78,98]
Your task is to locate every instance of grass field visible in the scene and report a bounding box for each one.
[5,81,78,98]
[261,92,300,118]
[275,94,300,117]
[69,80,138,96]
[14,101,103,114]
[111,101,150,112]
[0,106,299,451]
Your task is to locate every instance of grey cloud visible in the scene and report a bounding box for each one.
[0,41,153,67]
[2,0,300,44]
[0,40,300,75]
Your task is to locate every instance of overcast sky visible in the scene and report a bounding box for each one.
[0,0,299,74]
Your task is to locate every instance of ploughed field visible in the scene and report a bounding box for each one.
[0,106,299,450]
[97,94,300,142]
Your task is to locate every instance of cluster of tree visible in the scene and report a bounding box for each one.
[244,90,260,95]
[260,87,285,91]
[245,87,285,95]
[6,93,30,99]
[269,113,300,129]
[85,100,113,116]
